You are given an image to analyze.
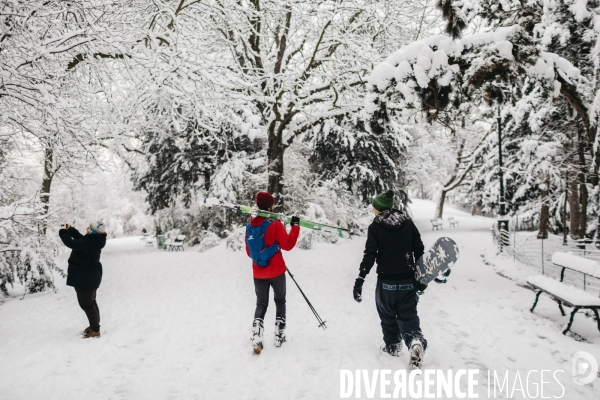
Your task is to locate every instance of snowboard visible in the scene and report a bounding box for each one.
[414,237,459,285]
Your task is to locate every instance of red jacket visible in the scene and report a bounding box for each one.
[245,217,300,279]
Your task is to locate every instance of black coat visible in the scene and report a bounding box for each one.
[359,209,425,280]
[59,227,106,289]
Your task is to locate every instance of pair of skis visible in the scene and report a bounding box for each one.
[203,197,353,238]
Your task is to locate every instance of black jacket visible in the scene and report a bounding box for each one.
[359,209,425,280]
[59,227,106,289]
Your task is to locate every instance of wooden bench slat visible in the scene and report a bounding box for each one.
[527,276,600,307]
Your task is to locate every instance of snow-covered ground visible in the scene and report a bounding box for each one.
[0,200,598,399]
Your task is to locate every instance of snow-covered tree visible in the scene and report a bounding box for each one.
[0,139,63,300]
[364,0,596,224]
[125,0,442,211]
[309,116,409,202]
[1,1,142,234]
[133,117,263,213]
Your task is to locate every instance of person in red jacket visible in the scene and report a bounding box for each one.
[245,192,300,354]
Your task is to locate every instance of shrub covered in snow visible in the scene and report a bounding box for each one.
[226,227,246,252]
[0,201,64,301]
[198,232,221,253]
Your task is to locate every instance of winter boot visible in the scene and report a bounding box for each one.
[408,339,425,370]
[380,342,403,357]
[83,329,100,339]
[83,327,91,335]
[274,316,286,347]
[251,318,264,354]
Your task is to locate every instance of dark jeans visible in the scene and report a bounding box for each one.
[254,273,286,320]
[75,287,100,332]
[375,278,427,350]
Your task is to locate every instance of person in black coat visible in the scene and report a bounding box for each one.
[59,221,107,338]
[352,190,427,370]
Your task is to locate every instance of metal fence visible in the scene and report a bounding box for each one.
[492,223,600,296]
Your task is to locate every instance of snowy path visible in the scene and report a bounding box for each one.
[0,200,598,399]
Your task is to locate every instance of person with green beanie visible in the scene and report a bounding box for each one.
[372,190,395,212]
[352,189,428,370]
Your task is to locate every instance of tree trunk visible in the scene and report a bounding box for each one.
[435,189,447,219]
[537,180,549,239]
[578,181,588,241]
[433,136,471,219]
[577,136,588,242]
[40,147,54,236]
[568,178,579,239]
[267,127,285,211]
[563,172,568,245]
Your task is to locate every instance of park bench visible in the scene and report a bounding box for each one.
[430,218,443,230]
[140,232,149,242]
[521,216,533,230]
[528,252,600,335]
[165,235,186,252]
[144,237,154,247]
[448,216,459,228]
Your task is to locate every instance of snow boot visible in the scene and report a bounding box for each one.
[251,318,264,354]
[83,327,91,335]
[274,316,286,347]
[83,329,100,339]
[408,340,424,370]
[380,342,403,357]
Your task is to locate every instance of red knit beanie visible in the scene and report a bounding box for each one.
[256,192,275,210]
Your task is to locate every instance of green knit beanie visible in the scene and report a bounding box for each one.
[372,190,394,211]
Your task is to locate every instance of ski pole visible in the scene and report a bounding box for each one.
[286,267,327,330]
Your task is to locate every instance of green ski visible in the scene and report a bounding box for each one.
[203,198,352,238]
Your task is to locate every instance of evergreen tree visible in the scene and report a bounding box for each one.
[309,115,409,202]
[133,118,261,213]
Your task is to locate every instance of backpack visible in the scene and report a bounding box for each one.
[246,219,280,267]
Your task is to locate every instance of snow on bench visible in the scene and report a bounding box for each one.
[527,252,600,335]
[165,235,186,252]
[448,216,459,228]
[430,218,443,230]
[552,252,600,278]
[527,276,600,307]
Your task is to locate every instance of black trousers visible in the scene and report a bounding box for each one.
[75,287,101,332]
[375,278,427,350]
[253,273,286,320]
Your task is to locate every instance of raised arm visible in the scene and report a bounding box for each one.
[59,229,89,251]
[273,220,299,251]
[68,226,84,240]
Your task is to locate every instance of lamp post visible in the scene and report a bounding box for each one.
[494,83,511,247]
[497,105,507,219]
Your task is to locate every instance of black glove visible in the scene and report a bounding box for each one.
[434,268,451,284]
[291,216,300,226]
[353,277,364,302]
[416,282,428,294]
